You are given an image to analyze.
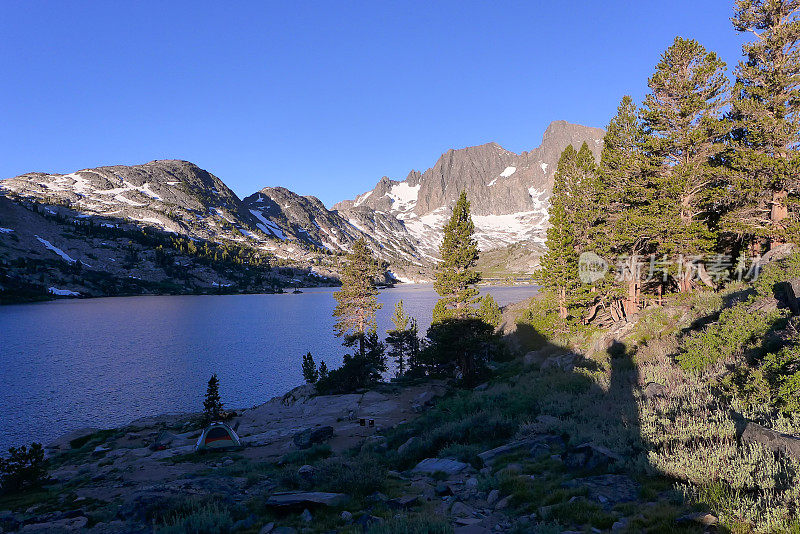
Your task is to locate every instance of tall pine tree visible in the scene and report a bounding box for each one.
[203,374,224,423]
[333,238,382,357]
[386,300,412,377]
[596,95,654,317]
[432,191,481,322]
[726,0,800,248]
[641,36,730,292]
[536,144,599,318]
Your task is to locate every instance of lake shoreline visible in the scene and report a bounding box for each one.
[2,286,539,452]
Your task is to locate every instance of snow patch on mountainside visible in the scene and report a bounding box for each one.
[500,166,516,177]
[353,190,373,207]
[472,211,546,249]
[387,183,420,213]
[36,236,76,263]
[49,287,80,296]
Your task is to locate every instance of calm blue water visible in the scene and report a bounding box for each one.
[0,285,538,451]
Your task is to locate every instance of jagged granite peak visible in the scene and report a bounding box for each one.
[334,120,605,253]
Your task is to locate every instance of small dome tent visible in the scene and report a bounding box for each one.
[195,422,242,452]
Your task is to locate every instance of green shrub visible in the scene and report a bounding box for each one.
[422,317,497,385]
[157,501,232,534]
[281,454,386,497]
[763,345,800,414]
[724,343,800,415]
[753,253,800,300]
[516,291,561,348]
[316,332,386,394]
[540,498,614,529]
[677,303,786,371]
[367,515,452,534]
[0,443,48,493]
[687,290,724,318]
[281,443,331,465]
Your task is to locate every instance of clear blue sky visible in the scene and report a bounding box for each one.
[1,1,746,207]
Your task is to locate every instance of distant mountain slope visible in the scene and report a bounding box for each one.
[0,161,341,302]
[242,187,428,266]
[0,159,272,243]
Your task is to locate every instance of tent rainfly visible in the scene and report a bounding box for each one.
[195,422,242,452]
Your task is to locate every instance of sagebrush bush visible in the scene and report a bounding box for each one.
[677,303,786,371]
[281,453,386,497]
[631,305,684,347]
[157,501,233,534]
[366,515,452,534]
[638,337,800,532]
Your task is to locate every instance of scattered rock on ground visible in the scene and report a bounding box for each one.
[563,442,623,470]
[451,501,475,517]
[412,458,469,475]
[292,426,334,449]
[563,474,639,506]
[20,516,88,532]
[741,421,800,461]
[265,491,350,508]
[676,512,719,526]
[387,494,418,509]
[297,464,314,480]
[643,382,668,399]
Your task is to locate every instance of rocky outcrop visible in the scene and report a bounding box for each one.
[292,426,334,449]
[265,491,350,508]
[412,458,470,475]
[741,421,800,461]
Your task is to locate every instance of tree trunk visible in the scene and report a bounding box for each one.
[623,278,638,316]
[558,287,567,319]
[771,189,789,249]
[677,261,694,293]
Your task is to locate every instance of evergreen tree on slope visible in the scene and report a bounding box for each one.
[725,0,800,248]
[432,191,481,323]
[641,36,730,292]
[333,238,382,358]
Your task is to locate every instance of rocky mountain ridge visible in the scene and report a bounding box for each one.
[0,120,605,300]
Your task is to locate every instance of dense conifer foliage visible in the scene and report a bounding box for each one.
[537,3,800,323]
[203,374,224,423]
[332,239,382,358]
[432,191,481,323]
